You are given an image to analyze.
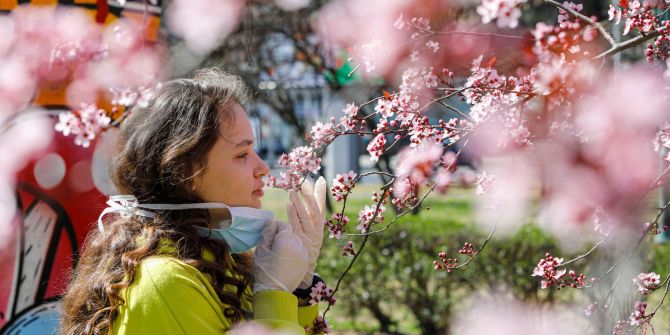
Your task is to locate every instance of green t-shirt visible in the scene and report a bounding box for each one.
[112,248,319,334]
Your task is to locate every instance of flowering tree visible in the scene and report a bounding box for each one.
[3,0,670,334]
[272,0,670,333]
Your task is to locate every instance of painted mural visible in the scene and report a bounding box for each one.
[0,1,162,334]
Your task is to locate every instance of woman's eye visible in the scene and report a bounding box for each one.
[237,153,248,159]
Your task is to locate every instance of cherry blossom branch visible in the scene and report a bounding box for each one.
[433,30,532,40]
[321,138,470,319]
[404,30,532,49]
[543,0,617,47]
[595,29,664,59]
[544,0,669,61]
[348,138,469,237]
[321,179,390,318]
[560,239,607,267]
[648,273,670,319]
[451,209,502,270]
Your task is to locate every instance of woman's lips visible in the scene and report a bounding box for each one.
[252,189,264,197]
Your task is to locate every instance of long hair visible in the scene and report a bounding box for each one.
[60,68,254,335]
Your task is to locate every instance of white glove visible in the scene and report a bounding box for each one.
[253,220,309,294]
[288,177,327,289]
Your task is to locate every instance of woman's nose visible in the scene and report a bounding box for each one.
[255,154,270,178]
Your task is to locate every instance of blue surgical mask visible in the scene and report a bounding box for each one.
[97,195,274,253]
[193,206,273,253]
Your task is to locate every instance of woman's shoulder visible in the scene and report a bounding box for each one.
[114,256,235,334]
[130,256,215,299]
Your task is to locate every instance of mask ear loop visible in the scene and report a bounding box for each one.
[97,195,233,233]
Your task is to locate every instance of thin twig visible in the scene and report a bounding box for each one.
[561,239,607,267]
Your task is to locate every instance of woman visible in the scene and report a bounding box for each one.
[60,68,327,335]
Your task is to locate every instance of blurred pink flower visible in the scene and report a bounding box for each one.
[0,110,53,234]
[477,0,526,29]
[453,296,583,335]
[166,0,243,55]
[396,142,443,182]
[274,0,311,11]
[314,0,410,76]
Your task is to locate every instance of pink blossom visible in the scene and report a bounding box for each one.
[633,272,661,295]
[310,120,338,148]
[374,99,394,119]
[608,5,622,24]
[367,134,386,162]
[343,103,358,118]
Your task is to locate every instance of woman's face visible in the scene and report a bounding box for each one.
[193,103,270,209]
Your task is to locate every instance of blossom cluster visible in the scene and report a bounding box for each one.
[633,272,661,295]
[266,146,321,191]
[54,103,111,148]
[476,0,527,29]
[309,281,336,306]
[532,253,588,289]
[306,315,331,335]
[356,204,386,233]
[330,171,357,201]
[607,0,670,62]
[532,3,598,62]
[341,240,356,257]
[433,251,459,273]
[326,213,349,239]
[628,301,648,326]
[433,242,476,273]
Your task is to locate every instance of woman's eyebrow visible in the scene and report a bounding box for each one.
[235,139,254,147]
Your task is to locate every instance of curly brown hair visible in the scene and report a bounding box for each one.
[60,68,254,335]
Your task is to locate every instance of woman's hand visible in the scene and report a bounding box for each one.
[252,220,309,294]
[287,177,327,289]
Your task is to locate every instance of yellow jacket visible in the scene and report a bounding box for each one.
[112,242,319,334]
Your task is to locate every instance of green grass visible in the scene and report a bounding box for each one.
[261,184,476,238]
